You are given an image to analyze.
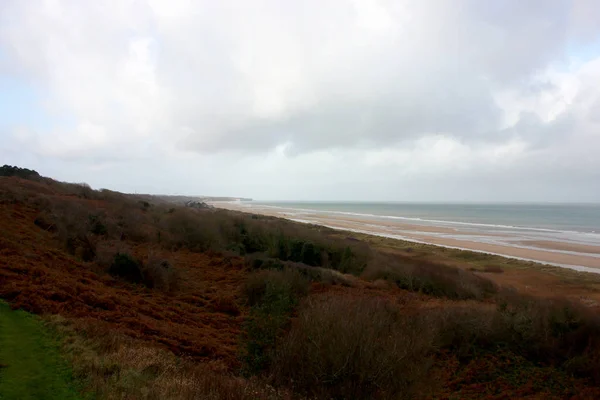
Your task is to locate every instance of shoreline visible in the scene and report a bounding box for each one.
[210,202,600,273]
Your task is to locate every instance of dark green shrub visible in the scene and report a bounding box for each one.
[89,215,108,236]
[299,242,320,266]
[109,253,144,284]
[241,269,309,374]
[0,165,40,179]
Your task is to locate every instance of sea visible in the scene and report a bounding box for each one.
[242,202,600,268]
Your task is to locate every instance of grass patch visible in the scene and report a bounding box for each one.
[47,316,286,400]
[0,302,83,400]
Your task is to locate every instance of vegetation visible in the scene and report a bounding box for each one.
[0,302,82,400]
[241,269,309,374]
[47,315,285,400]
[272,295,434,399]
[363,252,498,300]
[2,168,600,399]
[0,165,40,179]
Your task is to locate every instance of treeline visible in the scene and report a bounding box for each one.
[0,165,40,179]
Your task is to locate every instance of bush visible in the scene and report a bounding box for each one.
[97,249,180,292]
[242,269,309,308]
[143,257,180,292]
[245,255,356,287]
[241,269,309,374]
[483,265,504,273]
[74,182,94,199]
[162,210,216,252]
[0,165,40,179]
[89,214,108,236]
[432,294,600,382]
[246,255,285,271]
[109,253,144,284]
[363,253,497,300]
[271,295,435,399]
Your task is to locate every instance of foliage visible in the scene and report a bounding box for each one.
[0,164,40,179]
[363,252,497,300]
[272,295,435,399]
[241,269,309,374]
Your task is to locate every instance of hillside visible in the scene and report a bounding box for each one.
[1,173,600,399]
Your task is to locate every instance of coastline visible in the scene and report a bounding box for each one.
[210,202,600,272]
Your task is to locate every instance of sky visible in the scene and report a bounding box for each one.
[1,0,600,202]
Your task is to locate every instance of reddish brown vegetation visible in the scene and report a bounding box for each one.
[0,177,248,367]
[3,175,600,399]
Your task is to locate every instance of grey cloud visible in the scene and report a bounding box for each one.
[171,0,598,154]
[199,83,501,154]
[1,0,600,201]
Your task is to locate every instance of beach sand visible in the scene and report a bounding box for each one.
[210,202,600,270]
[515,240,600,255]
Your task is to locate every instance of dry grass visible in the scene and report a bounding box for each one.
[482,265,504,273]
[47,316,289,400]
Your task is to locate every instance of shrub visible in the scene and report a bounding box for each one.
[246,255,285,271]
[143,257,180,292]
[41,199,111,261]
[241,269,309,374]
[483,265,504,273]
[162,210,216,252]
[89,214,108,236]
[114,205,150,242]
[109,252,144,284]
[363,253,497,300]
[432,294,600,382]
[271,295,435,399]
[292,263,356,286]
[74,182,95,199]
[0,165,40,179]
[242,269,308,308]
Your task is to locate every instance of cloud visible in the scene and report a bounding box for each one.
[1,0,600,200]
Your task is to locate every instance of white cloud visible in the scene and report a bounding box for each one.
[1,0,600,201]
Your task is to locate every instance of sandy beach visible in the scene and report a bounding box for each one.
[211,202,600,271]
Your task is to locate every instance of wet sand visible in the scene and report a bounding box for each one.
[515,240,600,255]
[211,202,600,271]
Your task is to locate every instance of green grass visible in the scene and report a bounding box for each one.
[0,302,82,400]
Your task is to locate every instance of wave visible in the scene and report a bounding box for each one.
[254,204,600,238]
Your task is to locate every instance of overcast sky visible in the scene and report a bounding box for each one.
[1,0,600,201]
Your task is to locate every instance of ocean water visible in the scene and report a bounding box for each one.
[251,202,600,233]
[248,202,600,250]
